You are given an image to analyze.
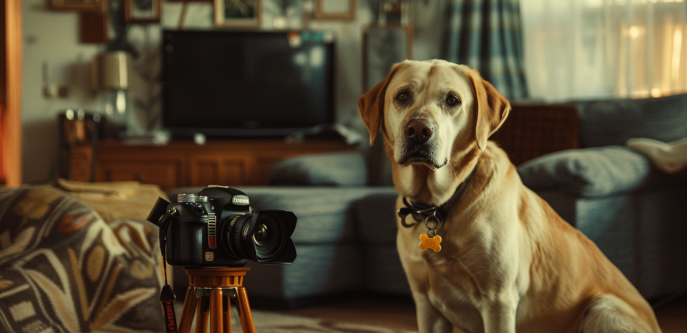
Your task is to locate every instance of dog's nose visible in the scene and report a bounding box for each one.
[404,119,434,143]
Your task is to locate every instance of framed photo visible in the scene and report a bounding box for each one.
[315,0,356,20]
[362,24,413,91]
[125,0,162,24]
[79,11,108,43]
[215,0,262,28]
[50,0,104,11]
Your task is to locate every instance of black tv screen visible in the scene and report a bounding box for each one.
[162,30,335,138]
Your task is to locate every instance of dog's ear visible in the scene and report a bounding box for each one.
[468,70,511,151]
[357,63,403,146]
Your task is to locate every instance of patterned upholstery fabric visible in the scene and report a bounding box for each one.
[0,186,165,332]
[491,103,579,166]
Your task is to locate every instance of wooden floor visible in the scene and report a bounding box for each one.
[278,293,687,332]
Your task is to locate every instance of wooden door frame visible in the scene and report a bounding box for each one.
[2,0,22,186]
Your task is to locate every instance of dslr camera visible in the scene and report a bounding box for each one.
[147,186,297,267]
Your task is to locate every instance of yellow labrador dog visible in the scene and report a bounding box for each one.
[357,59,661,333]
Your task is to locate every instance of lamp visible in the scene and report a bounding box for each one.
[92,51,131,137]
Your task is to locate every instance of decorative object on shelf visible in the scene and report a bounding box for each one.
[214,0,262,28]
[42,62,69,99]
[124,0,162,24]
[301,0,314,29]
[271,0,304,30]
[314,0,356,20]
[55,109,101,181]
[92,51,132,137]
[50,0,105,11]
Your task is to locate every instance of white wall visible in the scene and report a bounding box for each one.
[21,0,447,184]
[22,0,103,183]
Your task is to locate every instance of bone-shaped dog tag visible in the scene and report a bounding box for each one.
[419,234,442,252]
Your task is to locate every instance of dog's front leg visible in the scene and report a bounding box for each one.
[414,294,453,333]
[481,297,518,333]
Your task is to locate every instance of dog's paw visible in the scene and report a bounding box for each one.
[419,234,442,252]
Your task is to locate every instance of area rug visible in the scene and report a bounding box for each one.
[173,303,416,333]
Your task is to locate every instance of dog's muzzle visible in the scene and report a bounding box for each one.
[398,119,447,169]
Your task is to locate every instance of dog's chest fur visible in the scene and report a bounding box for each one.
[396,219,506,333]
[397,205,503,333]
[393,151,528,333]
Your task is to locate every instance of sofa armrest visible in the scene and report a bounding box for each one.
[268,151,367,186]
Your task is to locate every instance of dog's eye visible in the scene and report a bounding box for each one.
[396,92,409,101]
[446,95,460,106]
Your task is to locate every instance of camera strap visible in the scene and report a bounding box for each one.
[157,212,178,333]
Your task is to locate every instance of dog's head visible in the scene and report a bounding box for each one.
[358,60,510,202]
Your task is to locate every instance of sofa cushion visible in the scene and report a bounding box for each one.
[269,152,367,186]
[573,93,687,148]
[517,146,650,197]
[243,243,363,301]
[351,191,400,245]
[533,187,687,300]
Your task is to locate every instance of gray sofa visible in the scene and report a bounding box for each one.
[171,94,687,309]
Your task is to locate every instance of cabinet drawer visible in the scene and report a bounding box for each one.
[96,161,182,190]
[189,156,252,187]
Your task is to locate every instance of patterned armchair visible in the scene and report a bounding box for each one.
[0,184,166,332]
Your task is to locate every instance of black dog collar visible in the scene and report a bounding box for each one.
[397,169,474,229]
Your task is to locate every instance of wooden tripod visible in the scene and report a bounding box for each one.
[178,267,256,333]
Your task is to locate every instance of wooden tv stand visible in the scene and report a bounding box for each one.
[68,139,357,190]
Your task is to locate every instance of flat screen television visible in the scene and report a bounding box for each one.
[162,30,335,138]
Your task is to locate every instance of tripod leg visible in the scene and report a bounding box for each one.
[236,287,256,333]
[196,296,209,333]
[179,287,198,333]
[223,294,231,333]
[210,288,224,333]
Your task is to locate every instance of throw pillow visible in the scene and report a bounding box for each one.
[626,137,687,174]
[517,146,650,197]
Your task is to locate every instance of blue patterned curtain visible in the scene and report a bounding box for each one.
[445,0,528,100]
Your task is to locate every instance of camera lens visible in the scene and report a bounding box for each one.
[219,211,294,263]
[251,215,284,261]
[253,224,268,243]
[221,214,251,259]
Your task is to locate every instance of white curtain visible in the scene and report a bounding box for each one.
[521,0,687,102]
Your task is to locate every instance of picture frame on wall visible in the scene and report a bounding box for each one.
[50,0,105,11]
[314,0,356,20]
[215,0,262,28]
[362,24,413,92]
[125,0,162,24]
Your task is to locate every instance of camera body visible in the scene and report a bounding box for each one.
[148,186,297,267]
